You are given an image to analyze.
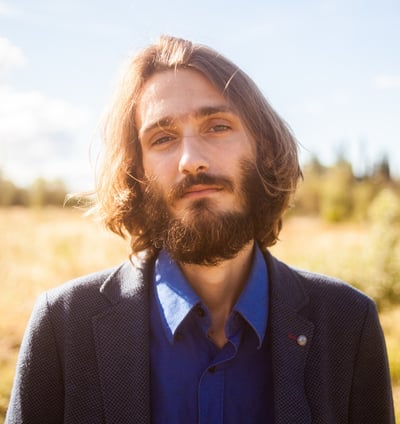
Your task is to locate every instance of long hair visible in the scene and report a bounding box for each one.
[92,35,302,254]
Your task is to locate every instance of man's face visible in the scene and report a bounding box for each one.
[135,69,259,264]
[136,69,255,220]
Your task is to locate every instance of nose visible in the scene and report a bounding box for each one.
[178,136,209,175]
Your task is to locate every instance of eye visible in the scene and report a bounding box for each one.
[203,115,235,134]
[209,124,231,133]
[151,133,176,147]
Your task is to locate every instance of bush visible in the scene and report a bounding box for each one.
[0,171,68,208]
[319,160,354,222]
[366,189,400,306]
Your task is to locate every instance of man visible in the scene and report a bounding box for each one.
[6,35,394,423]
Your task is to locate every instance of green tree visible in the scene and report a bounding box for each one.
[294,156,326,215]
[29,178,68,207]
[319,159,354,222]
[0,171,29,206]
[367,188,400,306]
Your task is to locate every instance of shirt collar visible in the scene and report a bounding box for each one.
[153,245,269,346]
[153,250,200,343]
[233,244,268,348]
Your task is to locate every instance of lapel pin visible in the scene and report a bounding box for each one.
[288,333,308,346]
[296,335,307,346]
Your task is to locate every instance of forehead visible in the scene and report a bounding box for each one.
[135,69,230,129]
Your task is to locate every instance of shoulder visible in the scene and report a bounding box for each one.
[44,263,124,306]
[266,253,386,360]
[266,253,376,320]
[36,254,154,320]
[295,266,369,300]
[27,264,123,328]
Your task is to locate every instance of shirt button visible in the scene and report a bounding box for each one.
[208,366,216,373]
[196,307,205,317]
[297,335,307,346]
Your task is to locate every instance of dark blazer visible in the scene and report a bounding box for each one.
[6,252,394,423]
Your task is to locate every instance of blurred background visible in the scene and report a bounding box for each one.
[1,0,399,421]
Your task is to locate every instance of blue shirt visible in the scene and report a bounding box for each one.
[150,245,274,424]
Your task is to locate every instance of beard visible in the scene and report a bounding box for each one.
[140,160,267,266]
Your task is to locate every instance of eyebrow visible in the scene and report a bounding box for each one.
[139,105,236,138]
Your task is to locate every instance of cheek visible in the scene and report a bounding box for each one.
[142,161,173,196]
[224,134,255,167]
[145,153,178,182]
[239,131,256,161]
[141,162,152,180]
[141,155,159,181]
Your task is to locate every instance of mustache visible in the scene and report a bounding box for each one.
[167,173,234,202]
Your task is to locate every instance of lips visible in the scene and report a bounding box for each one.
[182,184,223,198]
[168,174,234,203]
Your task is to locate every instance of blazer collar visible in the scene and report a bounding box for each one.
[266,252,309,311]
[265,252,314,424]
[93,254,155,424]
[99,253,150,304]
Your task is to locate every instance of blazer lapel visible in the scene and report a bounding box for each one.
[92,257,153,424]
[266,254,314,424]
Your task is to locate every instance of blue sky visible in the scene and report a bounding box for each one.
[1,0,399,190]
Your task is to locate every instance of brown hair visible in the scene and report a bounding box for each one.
[93,35,302,254]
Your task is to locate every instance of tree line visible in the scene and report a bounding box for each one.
[1,155,399,217]
[0,172,68,207]
[293,155,399,222]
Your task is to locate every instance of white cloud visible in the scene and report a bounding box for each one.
[0,37,27,77]
[375,74,400,89]
[0,84,95,189]
[0,37,96,190]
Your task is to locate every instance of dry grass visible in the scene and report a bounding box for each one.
[0,207,128,422]
[271,216,370,286]
[1,209,398,421]
[0,207,128,343]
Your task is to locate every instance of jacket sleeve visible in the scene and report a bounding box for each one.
[5,293,64,424]
[349,300,395,423]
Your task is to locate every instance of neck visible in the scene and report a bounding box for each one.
[179,240,255,347]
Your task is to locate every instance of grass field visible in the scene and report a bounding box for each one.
[1,208,398,421]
